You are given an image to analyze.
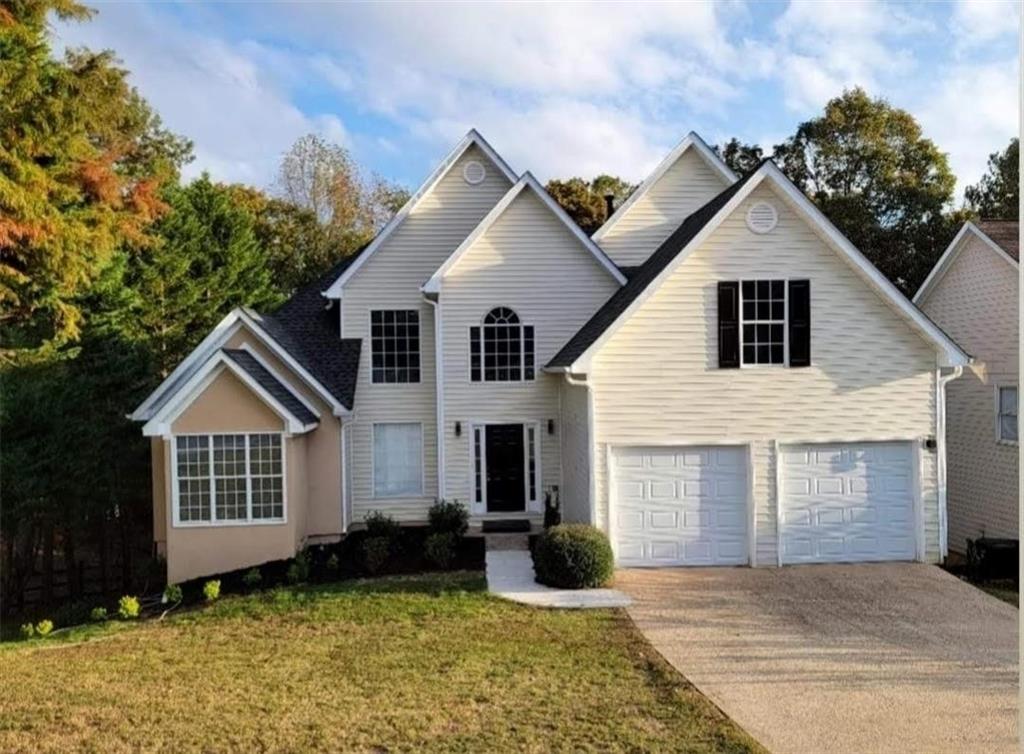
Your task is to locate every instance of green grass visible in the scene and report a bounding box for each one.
[0,572,763,753]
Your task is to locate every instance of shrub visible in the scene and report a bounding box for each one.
[35,620,53,637]
[118,595,141,620]
[424,532,458,570]
[362,536,390,575]
[19,623,34,640]
[543,490,562,528]
[325,553,340,574]
[163,584,183,605]
[90,607,108,622]
[364,511,402,540]
[428,500,469,537]
[532,524,614,589]
[242,568,262,589]
[203,580,221,602]
[287,551,310,584]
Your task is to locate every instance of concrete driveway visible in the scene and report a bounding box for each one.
[617,563,1017,754]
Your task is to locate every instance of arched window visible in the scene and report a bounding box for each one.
[470,307,534,382]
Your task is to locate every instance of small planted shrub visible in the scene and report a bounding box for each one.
[532,524,614,589]
[162,584,183,605]
[35,620,53,637]
[424,532,458,570]
[242,567,263,589]
[364,511,402,540]
[362,536,390,575]
[203,580,221,603]
[19,623,34,640]
[287,551,310,584]
[118,595,141,620]
[325,553,340,574]
[90,606,108,622]
[428,499,469,537]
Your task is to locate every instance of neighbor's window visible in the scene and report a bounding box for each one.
[741,280,786,365]
[371,310,420,384]
[998,386,1017,443]
[373,423,423,497]
[174,433,284,525]
[470,307,535,382]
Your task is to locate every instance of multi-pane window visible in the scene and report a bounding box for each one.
[473,426,484,506]
[741,280,786,365]
[371,310,420,384]
[470,307,535,382]
[373,423,423,497]
[174,433,284,525]
[998,386,1018,443]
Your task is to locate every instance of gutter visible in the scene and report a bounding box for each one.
[936,364,964,559]
[424,293,446,499]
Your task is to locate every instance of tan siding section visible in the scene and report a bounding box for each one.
[599,148,730,267]
[590,183,941,564]
[559,381,591,522]
[441,190,621,512]
[172,369,284,434]
[341,145,513,522]
[918,234,1019,549]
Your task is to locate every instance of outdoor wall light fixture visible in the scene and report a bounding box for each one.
[455,421,462,437]
[547,419,555,435]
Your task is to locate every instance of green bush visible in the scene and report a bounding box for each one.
[364,511,401,540]
[35,619,53,637]
[286,551,310,584]
[203,580,221,602]
[362,536,390,575]
[325,553,340,574]
[532,524,614,589]
[19,623,34,640]
[118,595,141,620]
[424,532,458,570]
[163,584,183,605]
[428,500,468,537]
[90,606,108,622]
[242,568,262,589]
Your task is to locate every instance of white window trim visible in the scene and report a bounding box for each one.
[739,278,788,368]
[468,421,542,515]
[469,308,536,383]
[170,432,287,528]
[994,384,1018,446]
[371,421,426,499]
[368,308,422,385]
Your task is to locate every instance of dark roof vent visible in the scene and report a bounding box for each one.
[604,194,615,219]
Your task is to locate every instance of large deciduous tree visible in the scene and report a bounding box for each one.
[715,138,764,176]
[545,175,635,234]
[0,0,191,362]
[965,138,1019,221]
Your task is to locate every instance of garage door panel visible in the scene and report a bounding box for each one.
[781,441,916,564]
[613,445,749,567]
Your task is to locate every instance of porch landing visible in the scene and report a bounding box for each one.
[485,549,632,609]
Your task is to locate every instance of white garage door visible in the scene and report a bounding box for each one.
[613,446,748,567]
[780,442,916,564]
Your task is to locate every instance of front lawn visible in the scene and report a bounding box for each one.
[0,572,762,753]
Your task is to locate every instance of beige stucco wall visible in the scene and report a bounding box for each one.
[588,182,942,564]
[918,232,1019,550]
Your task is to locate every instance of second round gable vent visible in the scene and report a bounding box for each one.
[463,160,486,185]
[746,202,778,234]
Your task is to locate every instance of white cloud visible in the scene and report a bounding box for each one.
[951,0,1021,47]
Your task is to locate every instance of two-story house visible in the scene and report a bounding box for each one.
[132,130,969,584]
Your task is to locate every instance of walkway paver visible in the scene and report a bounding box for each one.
[485,550,631,608]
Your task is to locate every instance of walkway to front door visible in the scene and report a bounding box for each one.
[485,423,525,512]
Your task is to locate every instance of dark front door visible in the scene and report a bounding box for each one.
[485,424,525,512]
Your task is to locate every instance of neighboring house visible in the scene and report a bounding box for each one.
[133,130,969,584]
[914,220,1019,554]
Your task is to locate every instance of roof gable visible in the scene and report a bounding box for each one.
[914,221,1019,305]
[323,130,517,298]
[549,161,969,371]
[422,172,625,294]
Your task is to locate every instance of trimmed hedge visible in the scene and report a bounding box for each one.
[532,524,613,589]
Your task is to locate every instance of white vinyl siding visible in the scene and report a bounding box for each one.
[340,144,512,522]
[441,188,621,512]
[589,182,941,565]
[598,148,731,267]
[918,232,1019,548]
[558,380,591,523]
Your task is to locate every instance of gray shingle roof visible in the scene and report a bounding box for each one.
[547,168,758,369]
[977,220,1019,261]
[222,349,319,426]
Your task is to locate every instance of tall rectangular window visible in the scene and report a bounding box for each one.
[371,310,420,384]
[740,280,786,365]
[526,425,537,502]
[174,433,284,525]
[373,423,423,497]
[998,386,1017,443]
[473,426,484,506]
[471,308,534,382]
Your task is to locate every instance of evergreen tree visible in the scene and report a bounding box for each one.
[965,139,1019,220]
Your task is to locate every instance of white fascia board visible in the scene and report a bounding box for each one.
[323,129,517,299]
[142,352,316,437]
[914,222,1019,305]
[421,172,626,294]
[572,162,969,372]
[592,131,737,242]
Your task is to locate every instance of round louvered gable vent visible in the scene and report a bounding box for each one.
[746,202,778,234]
[463,160,486,185]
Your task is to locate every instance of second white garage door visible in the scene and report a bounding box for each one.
[612,446,748,567]
[780,442,917,564]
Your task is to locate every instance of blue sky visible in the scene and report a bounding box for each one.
[55,1,1019,201]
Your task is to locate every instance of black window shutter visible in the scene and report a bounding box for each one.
[718,281,740,368]
[788,279,811,367]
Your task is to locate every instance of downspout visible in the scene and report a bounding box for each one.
[936,364,964,560]
[564,373,596,526]
[425,294,445,499]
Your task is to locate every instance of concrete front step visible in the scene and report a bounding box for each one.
[484,533,530,551]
